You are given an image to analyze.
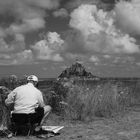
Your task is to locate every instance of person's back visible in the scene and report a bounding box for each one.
[5,75,51,135]
[12,83,43,114]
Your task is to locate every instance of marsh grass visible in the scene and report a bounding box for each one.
[59,81,140,121]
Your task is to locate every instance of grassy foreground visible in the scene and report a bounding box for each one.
[1,77,140,139]
[1,106,140,140]
[43,79,140,121]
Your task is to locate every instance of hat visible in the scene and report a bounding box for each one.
[27,75,38,82]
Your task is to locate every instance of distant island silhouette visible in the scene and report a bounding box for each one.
[58,61,98,79]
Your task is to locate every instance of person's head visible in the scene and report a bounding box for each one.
[27,75,38,87]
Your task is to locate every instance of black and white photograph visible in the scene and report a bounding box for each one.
[0,0,140,139]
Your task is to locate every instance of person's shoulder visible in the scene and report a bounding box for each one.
[34,87,42,94]
[14,84,27,90]
[35,87,42,92]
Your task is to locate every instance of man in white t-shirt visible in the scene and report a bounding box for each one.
[5,75,51,133]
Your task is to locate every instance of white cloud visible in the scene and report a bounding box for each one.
[47,32,64,50]
[53,8,69,18]
[89,55,100,62]
[0,50,33,65]
[115,0,140,35]
[0,0,61,58]
[31,32,64,61]
[14,50,33,64]
[0,0,60,36]
[0,33,29,65]
[8,18,45,34]
[103,55,111,59]
[69,4,140,54]
[0,31,65,65]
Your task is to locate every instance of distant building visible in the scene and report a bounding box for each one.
[58,61,99,80]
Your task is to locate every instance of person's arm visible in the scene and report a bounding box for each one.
[37,91,45,108]
[5,90,16,106]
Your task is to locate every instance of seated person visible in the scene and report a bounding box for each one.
[5,75,51,135]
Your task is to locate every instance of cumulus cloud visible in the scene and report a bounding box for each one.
[53,8,69,18]
[0,35,29,65]
[47,32,64,50]
[0,31,65,65]
[0,0,61,54]
[0,49,33,65]
[69,4,140,54]
[12,50,33,64]
[8,18,45,34]
[0,0,62,65]
[0,0,60,36]
[115,0,140,35]
[89,55,100,63]
[103,54,111,59]
[0,34,26,54]
[31,32,64,61]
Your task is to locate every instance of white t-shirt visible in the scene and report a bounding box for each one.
[5,83,45,114]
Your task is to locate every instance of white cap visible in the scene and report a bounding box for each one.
[27,75,38,82]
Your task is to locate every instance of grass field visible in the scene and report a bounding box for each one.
[1,77,140,139]
[41,79,140,120]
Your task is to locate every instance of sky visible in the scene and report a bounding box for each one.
[0,0,140,78]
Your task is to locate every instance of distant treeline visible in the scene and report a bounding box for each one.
[100,77,140,81]
[0,75,140,90]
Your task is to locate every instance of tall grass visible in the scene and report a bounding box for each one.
[52,80,140,121]
[0,87,11,128]
[41,79,140,121]
[61,82,123,121]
